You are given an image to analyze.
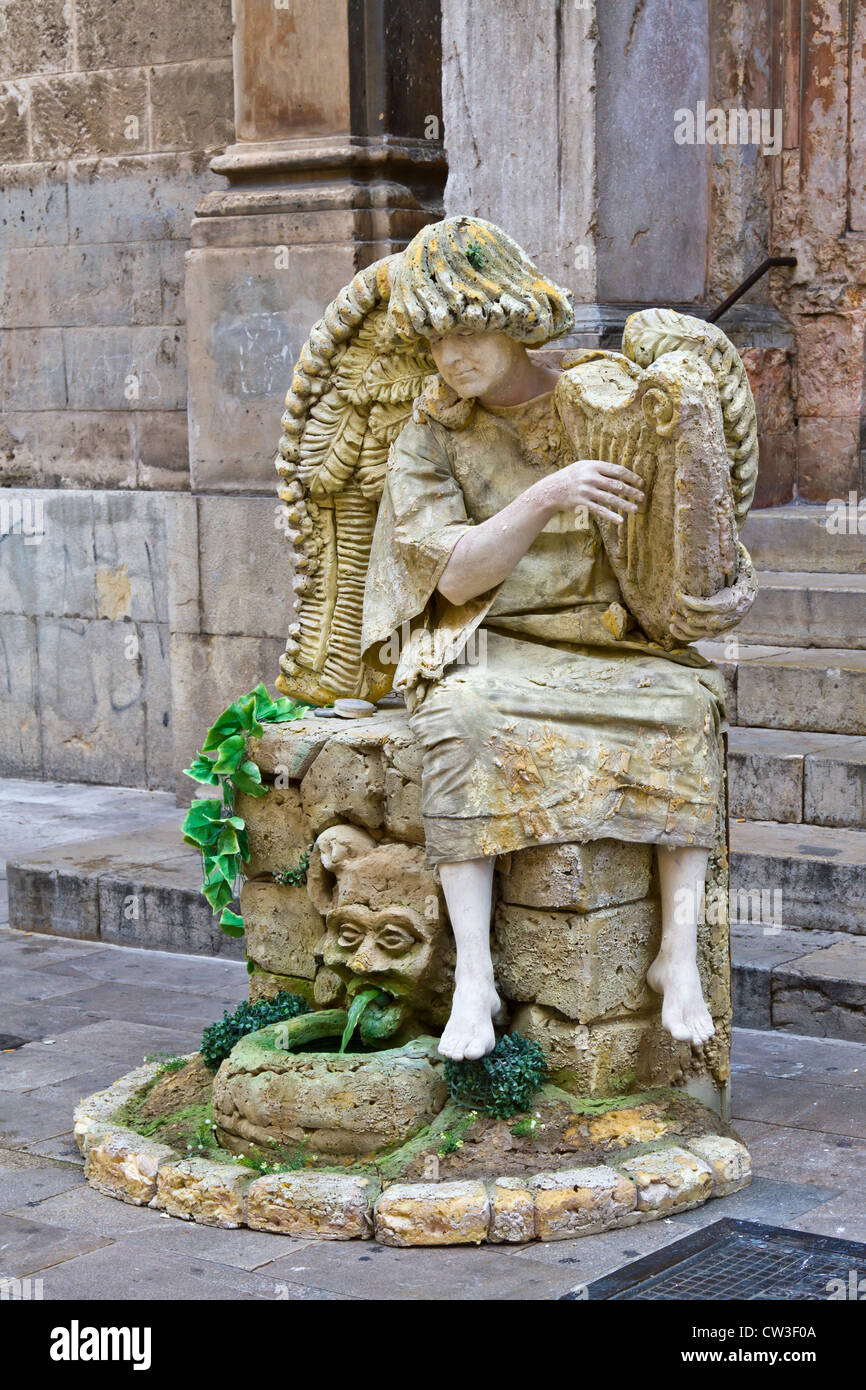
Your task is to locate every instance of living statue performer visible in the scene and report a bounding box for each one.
[276,216,759,1065]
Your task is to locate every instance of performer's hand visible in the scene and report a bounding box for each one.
[541,459,645,525]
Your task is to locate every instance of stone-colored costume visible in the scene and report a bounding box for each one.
[362,384,730,864]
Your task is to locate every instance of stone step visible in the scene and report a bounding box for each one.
[731,924,866,1043]
[741,502,865,574]
[736,571,866,649]
[697,640,866,735]
[6,826,243,960]
[729,819,866,935]
[728,727,866,828]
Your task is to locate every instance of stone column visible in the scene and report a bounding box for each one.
[186,0,445,494]
[172,0,445,789]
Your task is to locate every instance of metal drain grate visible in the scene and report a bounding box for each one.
[586,1220,866,1300]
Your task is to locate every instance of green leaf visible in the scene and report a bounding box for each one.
[217,824,240,856]
[182,753,220,786]
[201,705,244,753]
[339,988,383,1054]
[271,697,311,723]
[219,907,245,936]
[231,760,268,797]
[211,733,247,775]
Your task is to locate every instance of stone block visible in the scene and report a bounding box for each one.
[185,243,356,491]
[239,783,312,878]
[247,1172,374,1239]
[498,839,653,911]
[736,646,866,737]
[65,324,186,411]
[98,864,243,959]
[133,411,190,490]
[6,859,99,941]
[0,411,137,489]
[197,495,294,639]
[531,1166,636,1240]
[488,1177,535,1243]
[796,313,866,419]
[751,431,797,508]
[686,1135,751,1196]
[240,879,324,979]
[300,738,386,835]
[728,729,803,823]
[798,416,860,500]
[214,1033,447,1155]
[67,152,216,243]
[383,744,425,844]
[0,0,72,79]
[494,899,660,1023]
[804,742,866,829]
[740,347,795,434]
[619,1146,713,1213]
[149,60,234,152]
[0,614,41,777]
[84,1127,175,1205]
[30,71,148,160]
[1,243,170,329]
[36,617,148,784]
[92,491,170,623]
[510,1005,695,1095]
[246,720,330,782]
[0,83,30,161]
[0,488,96,618]
[247,968,315,1006]
[771,939,866,1042]
[374,1180,489,1247]
[0,162,69,247]
[141,621,173,790]
[164,493,199,635]
[73,1060,166,1152]
[75,0,233,69]
[156,1158,252,1228]
[2,328,66,409]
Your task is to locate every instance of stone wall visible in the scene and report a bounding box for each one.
[0,0,236,788]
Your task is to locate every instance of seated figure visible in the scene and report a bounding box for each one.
[276,216,758,1066]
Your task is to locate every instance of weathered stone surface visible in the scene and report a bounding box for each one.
[498,840,653,911]
[238,783,312,878]
[240,879,324,980]
[374,1180,489,1247]
[804,739,866,830]
[84,1127,175,1205]
[531,1165,636,1240]
[197,495,293,640]
[74,0,232,69]
[0,411,137,489]
[733,645,866,737]
[771,939,866,1042]
[0,0,72,79]
[488,1177,535,1243]
[730,819,866,933]
[495,899,660,1023]
[73,1060,166,1153]
[213,1031,447,1155]
[155,1158,252,1228]
[620,1147,713,1213]
[0,83,32,161]
[247,967,315,1006]
[65,325,186,411]
[186,242,356,492]
[149,60,234,152]
[30,71,149,160]
[510,1005,698,1095]
[247,1172,374,1239]
[0,614,41,777]
[686,1136,751,1196]
[728,728,804,823]
[300,739,385,834]
[67,152,219,244]
[2,327,67,408]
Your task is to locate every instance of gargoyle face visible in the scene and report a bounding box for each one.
[323,902,439,995]
[308,826,454,1024]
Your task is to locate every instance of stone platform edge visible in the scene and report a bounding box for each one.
[73,1064,751,1247]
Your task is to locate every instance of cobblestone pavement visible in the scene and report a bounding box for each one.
[1,781,864,1300]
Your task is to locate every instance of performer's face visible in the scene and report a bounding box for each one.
[428,329,520,399]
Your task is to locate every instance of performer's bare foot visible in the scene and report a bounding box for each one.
[647,952,715,1047]
[438,977,501,1060]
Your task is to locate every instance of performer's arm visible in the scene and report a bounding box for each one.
[437,459,644,606]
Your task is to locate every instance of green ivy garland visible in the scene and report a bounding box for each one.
[181,683,310,937]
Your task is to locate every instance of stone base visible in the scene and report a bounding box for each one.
[74,1063,751,1246]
